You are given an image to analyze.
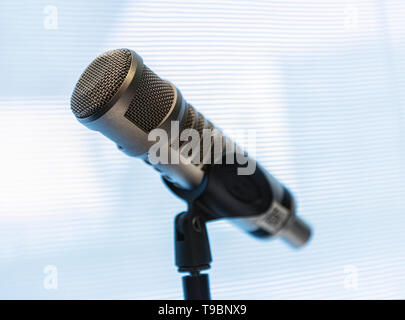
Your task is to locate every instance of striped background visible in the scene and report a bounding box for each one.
[0,0,404,299]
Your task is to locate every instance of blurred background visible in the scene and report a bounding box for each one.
[0,0,404,299]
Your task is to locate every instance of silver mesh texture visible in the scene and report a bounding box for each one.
[175,103,225,166]
[183,104,196,133]
[71,49,132,118]
[178,104,196,148]
[124,66,175,132]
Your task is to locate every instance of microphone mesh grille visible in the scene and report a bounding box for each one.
[183,104,195,131]
[124,66,175,132]
[71,49,132,118]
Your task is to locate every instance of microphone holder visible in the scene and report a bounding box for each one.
[165,176,217,300]
[175,205,213,300]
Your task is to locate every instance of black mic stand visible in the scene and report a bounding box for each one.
[165,177,218,300]
[175,205,212,300]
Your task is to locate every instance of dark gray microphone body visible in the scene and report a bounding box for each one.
[71,48,311,247]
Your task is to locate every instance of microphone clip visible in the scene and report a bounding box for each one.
[174,207,213,300]
[165,176,217,300]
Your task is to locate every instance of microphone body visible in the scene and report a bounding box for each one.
[71,49,311,247]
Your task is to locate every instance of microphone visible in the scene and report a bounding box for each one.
[71,48,311,247]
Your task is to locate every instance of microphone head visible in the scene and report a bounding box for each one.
[71,48,176,133]
[70,48,208,189]
[71,49,133,119]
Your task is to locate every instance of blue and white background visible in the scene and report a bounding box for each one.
[0,0,404,299]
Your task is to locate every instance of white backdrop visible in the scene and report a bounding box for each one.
[0,0,404,299]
